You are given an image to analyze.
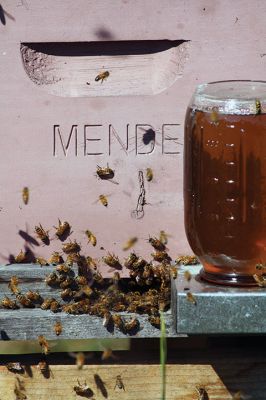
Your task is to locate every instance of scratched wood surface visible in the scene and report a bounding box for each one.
[0,337,265,400]
[0,264,175,340]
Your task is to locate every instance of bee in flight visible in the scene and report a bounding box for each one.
[96,164,114,180]
[85,230,97,246]
[22,187,29,205]
[146,167,153,182]
[54,219,71,239]
[98,194,109,207]
[95,70,110,83]
[122,237,138,251]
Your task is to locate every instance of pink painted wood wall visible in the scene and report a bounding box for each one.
[0,0,265,268]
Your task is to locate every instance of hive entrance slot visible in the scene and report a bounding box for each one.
[20,40,190,97]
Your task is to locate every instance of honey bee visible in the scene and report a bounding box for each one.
[148,237,166,251]
[93,270,104,285]
[114,375,125,391]
[50,300,61,313]
[98,194,108,207]
[37,360,53,378]
[65,252,81,266]
[186,292,197,305]
[255,99,262,115]
[253,274,266,287]
[102,252,122,269]
[148,315,160,328]
[176,255,199,265]
[96,164,115,180]
[45,272,59,287]
[85,230,97,246]
[22,187,29,205]
[73,380,94,397]
[38,335,50,355]
[41,297,56,310]
[73,352,86,369]
[102,311,112,328]
[54,219,71,239]
[232,391,243,400]
[36,257,49,266]
[151,251,171,263]
[184,270,192,281]
[61,288,75,300]
[16,295,34,308]
[170,266,178,279]
[196,387,209,400]
[15,250,27,263]
[112,314,125,332]
[6,362,24,374]
[62,240,81,254]
[59,276,75,289]
[146,167,153,182]
[25,290,43,304]
[86,256,98,270]
[56,264,72,274]
[1,296,18,309]
[159,230,170,245]
[8,276,20,295]
[255,263,266,270]
[54,321,62,336]
[95,70,110,83]
[210,106,219,124]
[101,348,118,361]
[124,317,140,334]
[124,252,138,269]
[122,237,138,251]
[75,275,88,286]
[49,252,64,265]
[35,224,50,245]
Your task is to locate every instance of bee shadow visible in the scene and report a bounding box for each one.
[94,374,108,399]
[24,365,33,378]
[18,230,40,247]
[0,4,6,25]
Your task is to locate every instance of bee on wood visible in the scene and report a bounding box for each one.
[36,257,49,266]
[255,99,262,115]
[176,255,199,265]
[75,275,88,286]
[148,315,160,329]
[49,252,64,265]
[59,276,75,289]
[50,300,61,313]
[6,362,24,374]
[37,360,53,379]
[8,276,20,295]
[93,270,104,285]
[56,264,72,274]
[15,250,27,263]
[1,296,19,309]
[255,262,266,270]
[45,272,59,287]
[22,187,29,205]
[124,318,140,334]
[65,252,81,266]
[112,314,125,332]
[114,375,125,391]
[41,297,56,310]
[16,295,34,308]
[54,219,71,239]
[98,194,109,207]
[186,292,197,305]
[96,164,115,180]
[103,252,122,270]
[151,251,171,263]
[122,237,138,251]
[184,270,192,281]
[95,70,110,83]
[35,224,50,245]
[25,290,43,304]
[86,256,98,270]
[85,230,97,246]
[253,274,266,287]
[38,335,50,355]
[149,236,166,251]
[54,321,62,336]
[146,167,153,182]
[196,387,209,400]
[62,240,81,254]
[74,380,94,397]
[94,374,108,398]
[102,311,112,328]
[61,288,75,301]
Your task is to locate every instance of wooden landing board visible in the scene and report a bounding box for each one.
[0,361,263,400]
[0,264,175,341]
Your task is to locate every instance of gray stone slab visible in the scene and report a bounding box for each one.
[174,265,266,334]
